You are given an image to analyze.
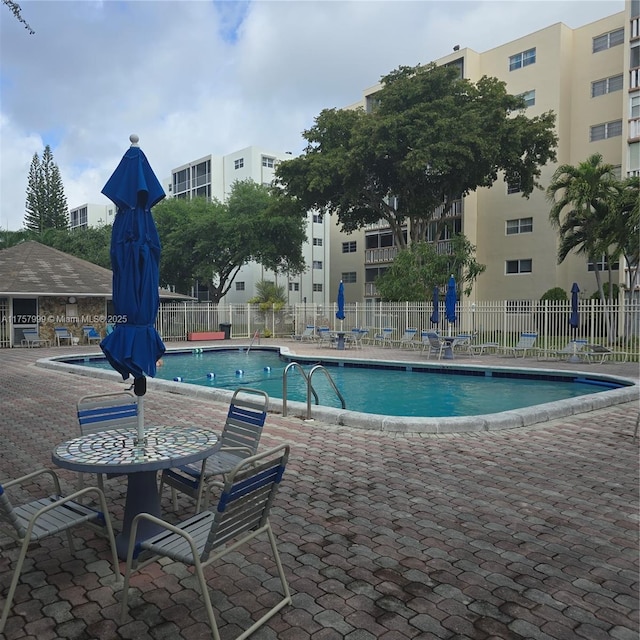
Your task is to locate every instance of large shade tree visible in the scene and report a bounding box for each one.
[153,180,307,302]
[276,63,558,250]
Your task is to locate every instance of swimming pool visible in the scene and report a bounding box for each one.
[41,345,637,433]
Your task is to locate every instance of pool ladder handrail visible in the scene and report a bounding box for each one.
[282,362,346,419]
[245,330,261,354]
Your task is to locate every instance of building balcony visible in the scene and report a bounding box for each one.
[365,247,399,264]
[631,68,640,90]
[629,117,640,140]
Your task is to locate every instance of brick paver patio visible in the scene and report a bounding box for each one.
[0,342,638,640]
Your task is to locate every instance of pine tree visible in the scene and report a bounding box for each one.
[24,145,68,231]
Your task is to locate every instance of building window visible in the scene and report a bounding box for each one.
[313,213,323,223]
[342,241,357,253]
[588,256,619,271]
[313,283,323,292]
[506,217,533,235]
[506,259,532,274]
[234,158,244,170]
[312,260,323,269]
[342,272,357,283]
[235,281,245,291]
[312,237,323,246]
[518,90,535,107]
[590,120,622,142]
[631,95,640,119]
[592,28,624,53]
[591,74,623,97]
[261,156,275,168]
[506,179,521,194]
[509,48,536,71]
[288,282,299,291]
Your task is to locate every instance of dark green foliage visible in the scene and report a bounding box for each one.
[540,287,567,301]
[2,0,34,34]
[276,63,558,250]
[153,181,307,302]
[24,145,68,232]
[375,236,485,302]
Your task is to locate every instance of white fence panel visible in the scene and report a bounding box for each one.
[155,297,640,361]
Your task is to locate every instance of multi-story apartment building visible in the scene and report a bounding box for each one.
[330,2,638,306]
[68,203,116,230]
[164,146,330,305]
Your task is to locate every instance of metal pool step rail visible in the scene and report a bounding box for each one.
[282,362,346,419]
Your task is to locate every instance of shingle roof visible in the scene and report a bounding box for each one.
[0,240,192,299]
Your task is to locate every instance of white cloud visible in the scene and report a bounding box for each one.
[0,0,624,230]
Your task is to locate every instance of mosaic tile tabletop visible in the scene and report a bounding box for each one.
[52,425,219,474]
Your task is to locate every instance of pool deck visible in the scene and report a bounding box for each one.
[0,341,638,639]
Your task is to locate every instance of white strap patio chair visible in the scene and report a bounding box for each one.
[121,444,291,640]
[0,468,121,634]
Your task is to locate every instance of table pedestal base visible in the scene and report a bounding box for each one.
[116,470,163,559]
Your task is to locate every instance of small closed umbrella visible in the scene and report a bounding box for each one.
[445,275,457,335]
[336,280,345,327]
[569,282,580,333]
[430,286,439,326]
[100,135,166,444]
[568,282,581,362]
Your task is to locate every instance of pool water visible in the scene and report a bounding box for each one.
[73,347,623,418]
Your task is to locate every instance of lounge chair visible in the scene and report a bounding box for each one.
[291,325,316,341]
[452,333,476,355]
[580,343,628,364]
[121,445,291,640]
[497,332,538,358]
[0,468,121,634]
[393,327,418,349]
[54,326,73,346]
[536,339,588,361]
[20,328,51,348]
[160,387,269,513]
[82,325,101,344]
[76,391,138,492]
[372,327,394,347]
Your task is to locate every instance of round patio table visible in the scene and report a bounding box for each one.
[52,425,219,558]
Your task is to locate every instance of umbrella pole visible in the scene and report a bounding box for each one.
[137,396,145,445]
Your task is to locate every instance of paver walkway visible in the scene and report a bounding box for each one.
[0,343,638,640]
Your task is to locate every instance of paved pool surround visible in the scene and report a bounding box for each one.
[37,343,638,434]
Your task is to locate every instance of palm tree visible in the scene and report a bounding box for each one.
[547,153,618,304]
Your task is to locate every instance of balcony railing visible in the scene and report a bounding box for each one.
[365,247,399,264]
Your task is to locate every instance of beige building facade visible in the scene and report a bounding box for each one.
[331,2,638,306]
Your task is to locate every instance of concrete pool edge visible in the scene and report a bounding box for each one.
[35,345,639,434]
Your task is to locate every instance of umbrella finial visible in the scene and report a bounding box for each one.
[129,134,140,147]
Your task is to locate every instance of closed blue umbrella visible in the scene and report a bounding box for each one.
[569,282,580,332]
[336,280,345,323]
[100,135,166,443]
[430,286,439,325]
[445,275,457,327]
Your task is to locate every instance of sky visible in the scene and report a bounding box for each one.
[0,0,625,231]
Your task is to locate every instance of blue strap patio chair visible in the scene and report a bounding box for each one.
[76,391,138,492]
[121,445,291,640]
[160,387,269,513]
[82,325,102,344]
